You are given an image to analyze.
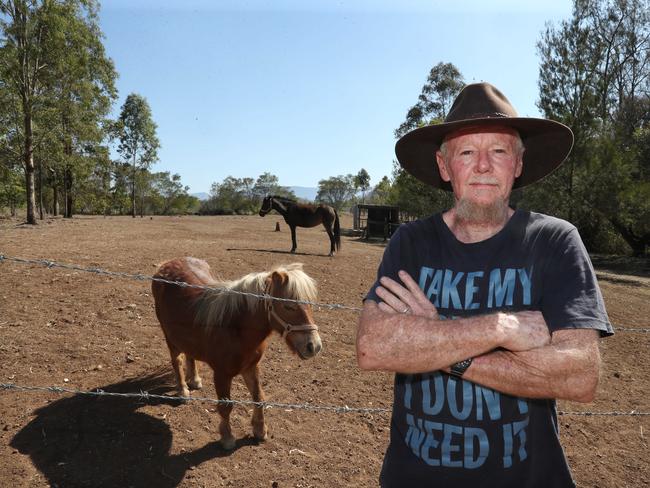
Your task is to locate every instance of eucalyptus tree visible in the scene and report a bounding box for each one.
[47,0,117,218]
[391,62,463,217]
[354,168,370,203]
[527,0,650,254]
[115,93,160,218]
[316,174,356,210]
[0,0,51,223]
[0,0,116,222]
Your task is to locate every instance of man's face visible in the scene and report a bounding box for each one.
[435,126,523,220]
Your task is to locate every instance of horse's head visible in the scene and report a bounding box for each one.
[264,264,322,359]
[259,196,273,217]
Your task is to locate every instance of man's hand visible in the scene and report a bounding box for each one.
[375,270,439,320]
[498,311,551,352]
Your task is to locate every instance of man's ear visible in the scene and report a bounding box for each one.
[436,151,451,182]
[515,150,524,178]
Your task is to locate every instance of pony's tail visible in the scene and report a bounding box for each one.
[333,209,341,251]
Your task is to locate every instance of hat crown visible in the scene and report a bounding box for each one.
[445,82,518,123]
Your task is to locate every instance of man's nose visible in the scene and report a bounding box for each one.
[475,151,493,172]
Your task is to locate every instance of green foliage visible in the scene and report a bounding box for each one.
[115,92,160,217]
[354,168,371,203]
[200,173,295,215]
[367,175,392,204]
[316,174,356,210]
[0,163,23,215]
[394,62,465,139]
[522,0,650,255]
[391,61,463,217]
[0,0,117,221]
[390,160,453,217]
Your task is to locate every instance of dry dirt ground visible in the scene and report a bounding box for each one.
[0,214,648,488]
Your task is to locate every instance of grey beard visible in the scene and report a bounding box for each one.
[455,198,509,225]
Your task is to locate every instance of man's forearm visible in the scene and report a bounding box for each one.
[463,329,601,403]
[357,301,549,373]
[358,311,501,373]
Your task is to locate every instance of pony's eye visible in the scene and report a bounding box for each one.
[283,304,298,311]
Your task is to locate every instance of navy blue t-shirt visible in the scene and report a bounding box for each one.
[366,210,613,488]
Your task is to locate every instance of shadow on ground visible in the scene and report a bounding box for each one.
[11,369,259,488]
[225,247,333,257]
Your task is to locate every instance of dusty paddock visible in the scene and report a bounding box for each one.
[0,214,648,488]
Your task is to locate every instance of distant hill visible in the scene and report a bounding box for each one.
[191,192,210,201]
[289,186,317,202]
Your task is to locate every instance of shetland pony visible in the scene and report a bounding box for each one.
[152,257,322,449]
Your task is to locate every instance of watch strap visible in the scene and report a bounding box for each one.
[449,358,473,377]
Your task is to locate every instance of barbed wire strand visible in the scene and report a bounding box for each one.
[0,253,362,312]
[2,253,649,332]
[0,383,387,414]
[1,383,648,416]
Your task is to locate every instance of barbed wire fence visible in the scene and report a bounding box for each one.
[1,252,649,417]
[1,383,649,417]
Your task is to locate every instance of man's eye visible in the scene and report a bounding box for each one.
[460,150,473,156]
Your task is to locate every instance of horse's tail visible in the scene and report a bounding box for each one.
[333,208,341,251]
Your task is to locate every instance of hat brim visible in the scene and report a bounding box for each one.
[395,117,574,191]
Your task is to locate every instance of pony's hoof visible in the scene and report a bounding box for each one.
[220,436,236,450]
[253,425,268,441]
[188,378,203,390]
[177,387,190,402]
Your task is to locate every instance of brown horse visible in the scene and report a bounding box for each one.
[152,257,322,450]
[258,195,341,256]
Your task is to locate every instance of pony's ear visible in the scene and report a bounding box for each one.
[266,270,288,294]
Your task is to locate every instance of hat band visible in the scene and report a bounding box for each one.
[447,111,513,122]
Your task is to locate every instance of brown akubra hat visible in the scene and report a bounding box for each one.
[395,82,574,191]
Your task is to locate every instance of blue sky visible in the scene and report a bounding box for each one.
[99,0,573,194]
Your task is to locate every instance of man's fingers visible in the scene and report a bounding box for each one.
[398,270,421,293]
[376,285,408,312]
[379,276,414,305]
[378,301,398,314]
[398,270,430,302]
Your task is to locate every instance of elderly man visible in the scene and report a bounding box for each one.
[357,83,613,487]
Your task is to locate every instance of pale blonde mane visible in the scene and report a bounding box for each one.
[194,263,317,330]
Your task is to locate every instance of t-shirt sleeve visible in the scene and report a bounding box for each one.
[364,225,407,303]
[541,227,613,336]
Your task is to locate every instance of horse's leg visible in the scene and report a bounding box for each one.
[241,363,267,441]
[185,356,203,390]
[167,342,190,398]
[214,372,236,450]
[290,225,297,253]
[323,220,335,256]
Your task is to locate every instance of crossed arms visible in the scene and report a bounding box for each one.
[356,270,601,403]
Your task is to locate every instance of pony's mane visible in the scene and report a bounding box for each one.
[194,263,317,330]
[270,195,296,204]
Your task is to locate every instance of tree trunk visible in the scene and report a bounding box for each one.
[38,159,44,220]
[609,216,649,256]
[23,112,37,225]
[64,166,73,218]
[131,160,136,218]
[52,172,59,216]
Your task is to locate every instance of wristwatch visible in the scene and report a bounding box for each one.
[449,358,473,377]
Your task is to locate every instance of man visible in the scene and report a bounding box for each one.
[356,82,613,487]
